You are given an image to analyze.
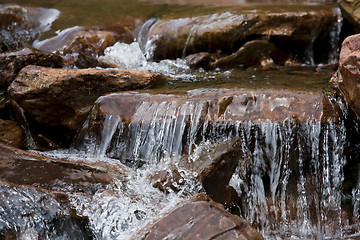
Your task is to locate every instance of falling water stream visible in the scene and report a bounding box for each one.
[1,0,360,239]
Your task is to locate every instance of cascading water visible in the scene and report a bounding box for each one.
[71,87,360,239]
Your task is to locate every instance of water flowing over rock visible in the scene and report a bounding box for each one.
[8,66,169,142]
[334,33,360,117]
[0,4,59,53]
[0,47,63,87]
[33,26,133,67]
[73,88,339,162]
[131,198,264,240]
[139,6,342,65]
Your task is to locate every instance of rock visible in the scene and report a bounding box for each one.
[131,198,263,240]
[213,39,285,69]
[143,6,340,63]
[0,4,59,52]
[150,164,185,193]
[184,137,243,206]
[73,88,340,162]
[33,26,133,67]
[185,52,213,69]
[0,142,126,194]
[334,34,360,117]
[8,65,168,136]
[339,0,360,33]
[0,47,63,87]
[0,119,23,147]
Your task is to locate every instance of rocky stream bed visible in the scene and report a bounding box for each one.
[1,0,360,239]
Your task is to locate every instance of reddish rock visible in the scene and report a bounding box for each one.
[334,34,360,117]
[8,66,168,134]
[185,52,213,69]
[0,119,24,148]
[0,47,63,87]
[131,198,263,240]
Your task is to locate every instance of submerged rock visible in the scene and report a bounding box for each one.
[0,4,59,52]
[143,6,341,65]
[0,47,63,87]
[131,197,263,240]
[8,66,168,138]
[0,118,23,147]
[333,33,360,117]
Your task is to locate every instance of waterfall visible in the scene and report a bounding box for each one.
[71,89,360,239]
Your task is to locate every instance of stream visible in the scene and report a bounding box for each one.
[1,0,360,239]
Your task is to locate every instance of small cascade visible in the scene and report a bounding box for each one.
[72,89,360,238]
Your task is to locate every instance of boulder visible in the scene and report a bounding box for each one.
[185,52,213,69]
[131,197,263,240]
[334,33,360,117]
[73,88,340,162]
[0,47,63,87]
[0,4,59,52]
[0,119,23,147]
[8,66,168,135]
[143,6,340,63]
[33,26,133,67]
[339,0,360,33]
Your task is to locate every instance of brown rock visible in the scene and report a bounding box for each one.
[339,0,360,33]
[131,199,263,240]
[185,52,213,69]
[0,119,24,148]
[150,164,185,193]
[185,137,243,206]
[213,39,284,69]
[8,65,169,133]
[334,34,360,117]
[0,47,63,87]
[0,142,126,194]
[0,5,59,52]
[144,7,339,62]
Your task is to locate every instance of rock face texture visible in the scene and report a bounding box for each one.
[131,198,264,240]
[8,66,168,134]
[0,119,24,147]
[0,47,63,87]
[142,6,340,64]
[339,0,360,33]
[334,34,360,117]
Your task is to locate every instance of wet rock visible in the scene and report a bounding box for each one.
[8,65,168,136]
[0,4,59,52]
[0,143,126,194]
[334,34,360,117]
[73,88,340,162]
[131,198,263,240]
[34,26,133,67]
[144,7,340,63]
[0,119,23,148]
[0,47,63,87]
[339,0,360,33]
[185,52,213,69]
[213,39,285,69]
[150,164,185,193]
[183,137,243,206]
